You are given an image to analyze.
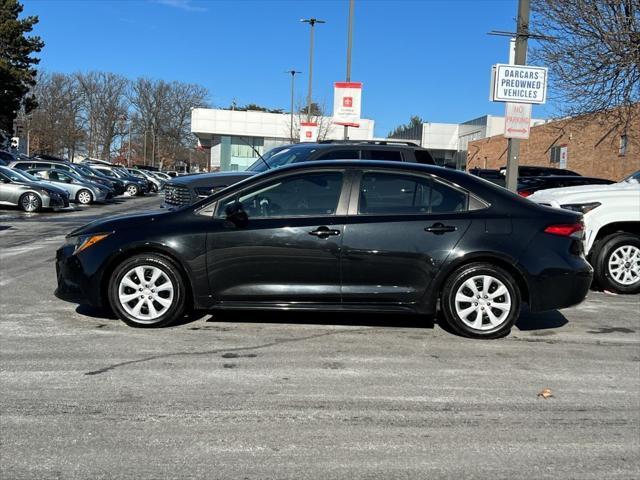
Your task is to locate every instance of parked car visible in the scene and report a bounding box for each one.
[126,168,162,192]
[529,180,640,294]
[151,171,171,182]
[85,164,148,196]
[517,175,614,197]
[27,168,109,204]
[56,160,592,338]
[10,158,120,195]
[500,165,580,177]
[0,166,69,212]
[162,140,436,208]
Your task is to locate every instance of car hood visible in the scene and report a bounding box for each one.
[68,210,170,237]
[12,180,69,195]
[529,182,640,206]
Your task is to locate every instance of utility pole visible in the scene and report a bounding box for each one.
[285,70,302,142]
[505,0,530,192]
[128,120,132,167]
[344,0,355,140]
[301,18,325,117]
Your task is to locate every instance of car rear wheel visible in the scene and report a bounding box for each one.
[108,254,186,328]
[594,233,640,294]
[441,263,521,339]
[19,192,42,212]
[126,184,138,196]
[76,189,93,205]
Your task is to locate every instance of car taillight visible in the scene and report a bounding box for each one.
[518,190,533,198]
[544,222,584,237]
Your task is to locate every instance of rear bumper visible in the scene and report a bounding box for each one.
[526,262,593,312]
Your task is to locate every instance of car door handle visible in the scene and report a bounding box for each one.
[309,227,341,238]
[425,223,457,234]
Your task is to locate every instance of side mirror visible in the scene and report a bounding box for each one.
[225,201,249,228]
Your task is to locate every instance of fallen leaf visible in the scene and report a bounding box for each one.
[537,388,553,399]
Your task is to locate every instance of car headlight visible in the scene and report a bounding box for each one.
[194,186,225,198]
[560,202,601,214]
[65,232,112,255]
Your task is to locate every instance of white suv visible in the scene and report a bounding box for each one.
[529,174,640,294]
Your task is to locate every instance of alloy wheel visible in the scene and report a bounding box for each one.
[607,245,640,286]
[21,193,39,212]
[454,274,512,331]
[78,190,92,204]
[118,265,175,323]
[126,185,138,196]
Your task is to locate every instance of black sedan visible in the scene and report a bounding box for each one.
[55,161,592,338]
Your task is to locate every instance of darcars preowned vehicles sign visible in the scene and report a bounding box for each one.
[492,64,548,104]
[333,82,362,127]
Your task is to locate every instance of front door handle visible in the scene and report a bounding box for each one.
[309,226,341,238]
[425,223,457,235]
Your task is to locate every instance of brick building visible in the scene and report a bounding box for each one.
[466,104,639,181]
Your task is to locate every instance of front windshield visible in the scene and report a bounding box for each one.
[75,164,96,177]
[621,171,640,184]
[247,145,318,173]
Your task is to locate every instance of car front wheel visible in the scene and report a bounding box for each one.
[108,253,187,328]
[594,233,640,294]
[126,184,139,196]
[19,192,42,212]
[76,189,93,205]
[441,263,521,339]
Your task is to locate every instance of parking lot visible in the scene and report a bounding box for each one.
[1,196,639,479]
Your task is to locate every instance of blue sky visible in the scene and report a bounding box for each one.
[24,0,551,136]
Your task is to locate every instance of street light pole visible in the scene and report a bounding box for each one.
[286,70,302,142]
[301,18,325,117]
[505,0,530,192]
[344,0,355,140]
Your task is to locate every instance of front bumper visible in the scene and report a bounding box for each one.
[55,244,103,307]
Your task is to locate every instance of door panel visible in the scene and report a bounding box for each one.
[205,170,348,304]
[341,170,473,306]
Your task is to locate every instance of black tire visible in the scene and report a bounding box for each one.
[108,253,187,328]
[441,262,521,339]
[19,192,42,212]
[76,189,93,205]
[126,184,139,196]
[593,233,640,294]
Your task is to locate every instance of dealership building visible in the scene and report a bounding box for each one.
[191,108,375,171]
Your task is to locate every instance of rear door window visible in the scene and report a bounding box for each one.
[316,149,359,160]
[358,172,469,215]
[364,150,403,161]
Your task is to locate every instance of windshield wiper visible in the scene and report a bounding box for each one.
[237,137,271,171]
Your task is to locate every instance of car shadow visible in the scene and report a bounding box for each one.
[75,304,210,327]
[515,306,569,331]
[205,309,435,330]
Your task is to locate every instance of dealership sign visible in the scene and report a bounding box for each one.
[299,122,318,143]
[333,82,362,127]
[504,103,532,139]
[491,64,548,104]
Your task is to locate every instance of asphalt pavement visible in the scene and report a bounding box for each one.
[1,195,639,479]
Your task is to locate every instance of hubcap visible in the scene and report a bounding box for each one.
[454,275,512,331]
[127,185,137,195]
[78,191,91,204]
[22,193,39,212]
[608,245,640,286]
[118,265,174,323]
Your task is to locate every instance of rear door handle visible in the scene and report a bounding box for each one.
[309,226,341,238]
[425,223,457,235]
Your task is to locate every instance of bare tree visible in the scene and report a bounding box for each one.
[28,72,83,158]
[285,100,332,142]
[531,0,640,126]
[76,71,129,159]
[129,78,171,167]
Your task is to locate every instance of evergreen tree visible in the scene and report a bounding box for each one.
[0,0,44,141]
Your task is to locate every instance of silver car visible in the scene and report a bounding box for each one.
[0,166,70,212]
[27,168,109,205]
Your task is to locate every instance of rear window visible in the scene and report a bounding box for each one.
[414,150,434,165]
[366,150,403,161]
[316,149,360,160]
